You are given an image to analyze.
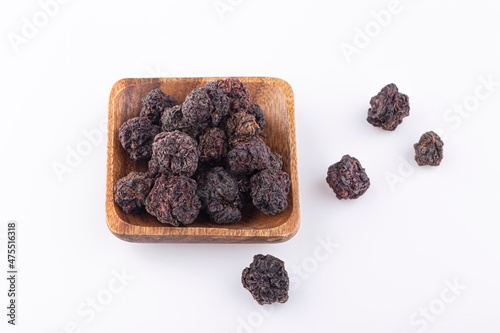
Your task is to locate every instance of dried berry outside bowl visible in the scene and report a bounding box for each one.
[105,77,300,243]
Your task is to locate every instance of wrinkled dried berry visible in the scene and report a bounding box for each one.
[234,174,251,205]
[242,254,289,305]
[326,155,370,200]
[414,131,444,166]
[152,125,162,137]
[118,116,157,161]
[246,103,266,130]
[149,131,199,177]
[145,175,201,226]
[145,158,160,178]
[269,152,283,170]
[182,88,211,129]
[204,78,251,113]
[114,172,154,213]
[198,127,228,164]
[161,105,199,138]
[225,112,261,147]
[197,167,243,224]
[140,88,179,125]
[367,83,410,131]
[206,88,230,127]
[227,139,271,175]
[250,169,290,215]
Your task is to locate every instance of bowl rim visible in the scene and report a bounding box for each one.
[105,76,300,243]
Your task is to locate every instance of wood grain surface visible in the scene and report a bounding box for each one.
[105,77,300,243]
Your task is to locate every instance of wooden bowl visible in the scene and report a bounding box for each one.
[105,77,300,243]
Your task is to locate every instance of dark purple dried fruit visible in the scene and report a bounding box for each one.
[115,78,291,225]
[246,103,266,130]
[114,172,154,213]
[242,254,289,305]
[161,105,200,138]
[225,112,261,148]
[197,167,243,224]
[149,130,199,177]
[204,78,252,113]
[250,169,290,215]
[367,83,410,131]
[118,116,157,161]
[227,138,271,175]
[182,88,211,129]
[145,175,201,226]
[152,125,162,137]
[145,158,161,178]
[269,152,283,170]
[326,155,370,200]
[414,131,444,166]
[233,174,251,205]
[140,88,179,125]
[198,127,228,164]
[206,88,230,127]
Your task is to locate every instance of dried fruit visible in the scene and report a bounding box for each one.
[182,88,211,129]
[149,130,200,177]
[140,88,179,125]
[198,127,228,164]
[234,174,251,205]
[197,167,243,224]
[242,254,289,305]
[206,88,230,127]
[118,116,158,161]
[367,83,410,131]
[161,105,199,138]
[114,172,154,213]
[115,78,290,227]
[250,169,290,215]
[246,103,266,130]
[326,155,370,200]
[225,112,261,147]
[145,175,201,226]
[227,138,271,175]
[145,158,161,178]
[152,125,162,137]
[269,152,283,170]
[204,78,251,113]
[414,131,444,166]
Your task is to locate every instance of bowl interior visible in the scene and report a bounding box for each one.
[111,78,293,231]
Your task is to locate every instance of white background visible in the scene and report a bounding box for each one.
[1,0,500,332]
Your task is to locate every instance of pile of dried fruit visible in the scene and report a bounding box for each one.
[114,80,447,307]
[114,78,290,226]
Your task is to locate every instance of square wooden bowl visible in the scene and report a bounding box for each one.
[105,77,300,243]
